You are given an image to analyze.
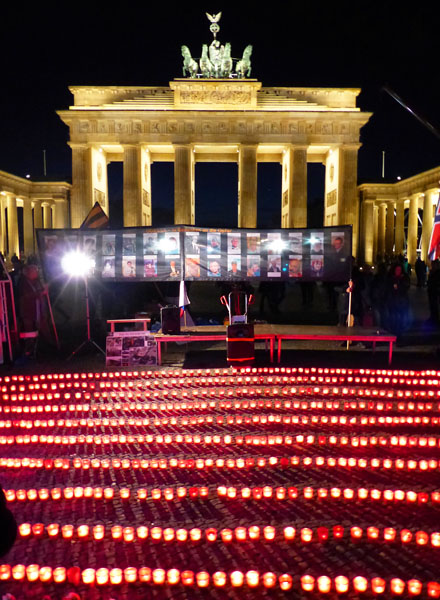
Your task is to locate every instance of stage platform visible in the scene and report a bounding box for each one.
[1,366,439,598]
[154,325,396,365]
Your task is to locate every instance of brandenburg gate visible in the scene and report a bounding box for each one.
[58,81,370,252]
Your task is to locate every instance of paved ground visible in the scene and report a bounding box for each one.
[0,367,440,598]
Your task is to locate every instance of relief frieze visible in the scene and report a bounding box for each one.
[179,90,252,105]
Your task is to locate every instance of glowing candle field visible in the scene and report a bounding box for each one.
[1,366,440,598]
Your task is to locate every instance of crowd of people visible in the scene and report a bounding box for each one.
[2,249,440,356]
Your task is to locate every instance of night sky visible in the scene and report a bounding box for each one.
[1,2,439,228]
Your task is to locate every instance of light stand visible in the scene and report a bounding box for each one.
[62,251,105,360]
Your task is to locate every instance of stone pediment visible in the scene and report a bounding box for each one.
[170,79,261,110]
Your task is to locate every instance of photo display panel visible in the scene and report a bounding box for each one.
[37,225,352,283]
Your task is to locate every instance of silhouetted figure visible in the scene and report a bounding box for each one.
[415,256,427,287]
[427,260,440,325]
[0,484,17,557]
[385,263,411,337]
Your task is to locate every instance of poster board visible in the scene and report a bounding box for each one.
[37,225,352,283]
[106,331,157,367]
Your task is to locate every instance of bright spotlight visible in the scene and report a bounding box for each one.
[267,239,287,254]
[61,251,95,278]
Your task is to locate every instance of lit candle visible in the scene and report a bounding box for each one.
[26,564,40,582]
[279,574,293,590]
[335,575,349,593]
[152,568,166,584]
[371,577,386,594]
[167,569,180,585]
[181,570,194,585]
[96,568,109,585]
[82,568,95,584]
[353,576,368,592]
[110,568,123,584]
[390,578,405,595]
[196,571,210,587]
[124,567,137,583]
[317,576,332,593]
[231,571,244,587]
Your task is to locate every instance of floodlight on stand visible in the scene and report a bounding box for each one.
[63,251,104,360]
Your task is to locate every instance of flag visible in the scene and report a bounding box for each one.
[80,202,109,229]
[179,281,190,308]
[428,193,440,260]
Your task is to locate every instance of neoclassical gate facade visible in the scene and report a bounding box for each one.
[57,79,371,255]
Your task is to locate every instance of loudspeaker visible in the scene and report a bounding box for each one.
[161,306,181,335]
[226,323,254,364]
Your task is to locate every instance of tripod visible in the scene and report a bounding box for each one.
[68,277,104,360]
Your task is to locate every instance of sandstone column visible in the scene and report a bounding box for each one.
[174,144,195,225]
[0,197,6,255]
[332,146,360,255]
[377,203,386,258]
[394,200,405,256]
[238,144,257,228]
[6,195,19,257]
[362,199,374,264]
[407,194,419,265]
[23,199,34,257]
[385,202,395,256]
[421,189,438,261]
[42,203,52,228]
[71,144,93,228]
[53,198,69,229]
[372,204,378,262]
[123,145,143,227]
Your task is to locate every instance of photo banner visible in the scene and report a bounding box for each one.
[37,225,352,283]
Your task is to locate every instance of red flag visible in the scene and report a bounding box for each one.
[428,193,440,260]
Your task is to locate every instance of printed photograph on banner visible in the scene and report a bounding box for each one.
[267,255,282,277]
[166,257,180,278]
[102,234,115,255]
[143,256,157,277]
[185,232,201,254]
[122,257,136,278]
[106,336,122,357]
[83,235,97,256]
[247,256,261,277]
[102,257,115,278]
[66,235,79,252]
[289,232,302,254]
[266,232,283,254]
[310,255,324,277]
[227,233,241,254]
[208,257,221,277]
[309,232,324,254]
[247,233,260,254]
[288,256,303,278]
[122,234,136,255]
[44,234,63,259]
[163,232,179,255]
[143,233,157,254]
[185,256,201,278]
[330,231,346,254]
[207,232,221,254]
[227,256,241,278]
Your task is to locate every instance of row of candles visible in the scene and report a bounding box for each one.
[1,564,439,594]
[3,412,440,429]
[2,454,439,472]
[2,385,440,403]
[3,432,440,448]
[1,398,438,416]
[6,485,440,504]
[2,365,439,384]
[16,522,440,546]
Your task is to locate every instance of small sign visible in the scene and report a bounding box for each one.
[106,332,157,367]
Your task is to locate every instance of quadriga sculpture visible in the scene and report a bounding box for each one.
[181,45,198,78]
[235,45,253,78]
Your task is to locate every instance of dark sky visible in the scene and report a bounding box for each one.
[1,2,439,227]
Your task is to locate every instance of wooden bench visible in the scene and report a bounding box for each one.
[153,326,276,365]
[274,325,396,364]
